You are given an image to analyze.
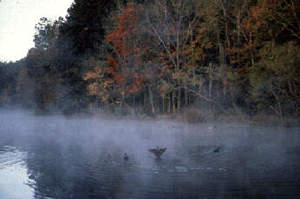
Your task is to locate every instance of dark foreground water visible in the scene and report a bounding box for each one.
[0,110,300,199]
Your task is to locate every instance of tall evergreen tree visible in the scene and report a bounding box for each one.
[60,0,124,56]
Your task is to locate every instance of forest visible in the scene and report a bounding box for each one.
[0,0,299,122]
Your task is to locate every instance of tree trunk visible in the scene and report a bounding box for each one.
[237,9,241,64]
[144,90,147,112]
[172,90,176,113]
[162,95,165,113]
[184,81,188,107]
[218,42,226,67]
[177,88,181,111]
[148,86,155,114]
[250,32,255,66]
[168,93,171,113]
[208,63,213,100]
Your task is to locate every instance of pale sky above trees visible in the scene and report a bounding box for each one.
[0,0,73,62]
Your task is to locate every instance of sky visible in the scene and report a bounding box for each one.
[0,0,74,62]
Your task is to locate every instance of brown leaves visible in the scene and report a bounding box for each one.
[106,3,142,58]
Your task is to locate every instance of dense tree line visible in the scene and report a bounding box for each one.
[0,0,299,119]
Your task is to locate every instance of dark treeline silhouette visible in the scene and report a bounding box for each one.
[0,0,299,120]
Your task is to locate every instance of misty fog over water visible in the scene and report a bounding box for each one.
[0,109,300,199]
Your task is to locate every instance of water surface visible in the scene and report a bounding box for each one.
[0,110,299,199]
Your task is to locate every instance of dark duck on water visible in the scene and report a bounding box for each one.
[123,153,129,161]
[149,146,167,159]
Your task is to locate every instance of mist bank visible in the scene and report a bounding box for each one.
[0,105,299,130]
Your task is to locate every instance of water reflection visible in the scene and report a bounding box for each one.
[0,146,34,199]
[0,117,300,199]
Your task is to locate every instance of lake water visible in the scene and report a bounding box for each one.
[0,110,299,199]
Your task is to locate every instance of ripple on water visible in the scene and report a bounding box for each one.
[0,146,34,199]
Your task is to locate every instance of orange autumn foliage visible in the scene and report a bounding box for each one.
[105,2,145,94]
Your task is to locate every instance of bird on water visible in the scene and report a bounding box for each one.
[124,153,129,161]
[213,146,221,153]
[149,146,167,159]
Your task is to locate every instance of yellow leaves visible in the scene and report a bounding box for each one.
[101,94,110,102]
[83,67,103,80]
[157,82,170,95]
[83,71,100,80]
[172,71,186,80]
[133,73,139,79]
[127,84,140,94]
[87,82,100,96]
[121,90,125,96]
